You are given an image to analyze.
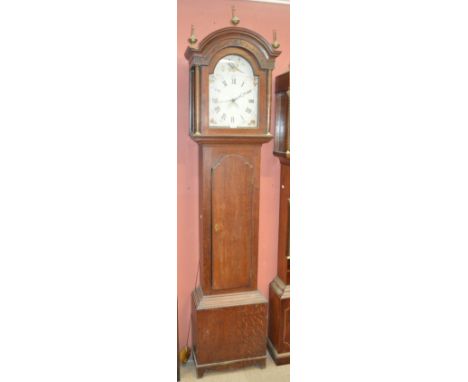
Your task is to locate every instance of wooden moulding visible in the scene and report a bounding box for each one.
[275,71,289,93]
[190,134,273,145]
[193,353,266,379]
[193,286,267,310]
[191,287,268,378]
[185,27,280,69]
[267,338,290,366]
[270,275,290,300]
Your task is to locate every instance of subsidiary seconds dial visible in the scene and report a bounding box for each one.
[209,55,259,129]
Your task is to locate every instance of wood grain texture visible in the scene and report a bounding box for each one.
[199,144,262,295]
[267,278,290,364]
[192,289,268,367]
[211,155,254,290]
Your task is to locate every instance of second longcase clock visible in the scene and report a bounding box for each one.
[268,71,290,365]
[186,26,280,377]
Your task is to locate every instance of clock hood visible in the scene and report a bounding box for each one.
[185,26,281,70]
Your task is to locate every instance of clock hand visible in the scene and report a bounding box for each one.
[216,89,253,104]
[228,62,243,73]
[231,89,253,102]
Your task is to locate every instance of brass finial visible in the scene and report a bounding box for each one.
[272,30,280,49]
[188,25,198,46]
[231,6,240,25]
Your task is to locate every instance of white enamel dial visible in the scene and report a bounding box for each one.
[209,55,259,129]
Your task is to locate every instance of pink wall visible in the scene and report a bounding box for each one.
[177,0,290,348]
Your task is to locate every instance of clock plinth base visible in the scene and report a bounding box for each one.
[267,338,290,365]
[193,352,266,378]
[191,287,268,378]
[267,276,290,365]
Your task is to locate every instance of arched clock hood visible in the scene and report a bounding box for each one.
[186,26,281,143]
[185,27,281,69]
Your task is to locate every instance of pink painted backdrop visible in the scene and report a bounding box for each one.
[177,0,289,348]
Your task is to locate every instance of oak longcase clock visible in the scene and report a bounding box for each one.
[185,26,280,377]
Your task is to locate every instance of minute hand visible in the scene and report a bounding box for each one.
[233,89,253,101]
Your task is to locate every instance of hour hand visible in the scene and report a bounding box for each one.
[228,62,243,73]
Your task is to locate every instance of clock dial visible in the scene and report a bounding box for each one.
[209,55,259,129]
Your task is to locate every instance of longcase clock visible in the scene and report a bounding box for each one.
[185,27,280,378]
[267,71,290,365]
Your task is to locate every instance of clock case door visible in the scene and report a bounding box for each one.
[199,144,261,295]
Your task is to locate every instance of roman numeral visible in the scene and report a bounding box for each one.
[215,106,220,113]
[230,116,235,123]
[248,99,254,103]
[221,113,227,120]
[222,80,228,87]
[245,107,252,114]
[232,77,236,85]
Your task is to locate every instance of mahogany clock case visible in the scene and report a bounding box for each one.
[267,158,290,365]
[273,71,290,157]
[268,70,290,365]
[185,27,281,377]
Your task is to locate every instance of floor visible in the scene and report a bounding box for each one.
[179,353,290,382]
